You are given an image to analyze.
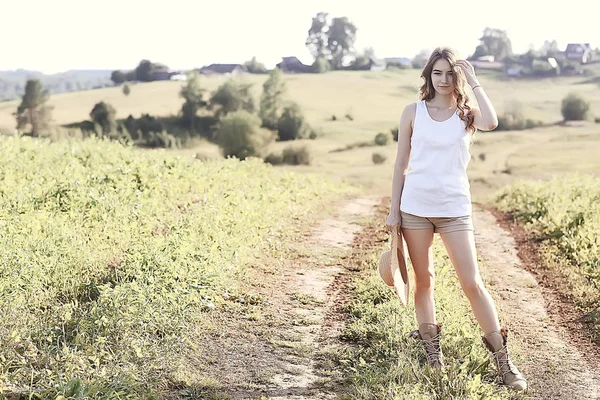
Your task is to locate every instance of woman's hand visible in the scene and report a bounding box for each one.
[456,59,478,88]
[386,210,401,233]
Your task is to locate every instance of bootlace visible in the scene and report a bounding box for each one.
[491,344,520,378]
[411,330,442,365]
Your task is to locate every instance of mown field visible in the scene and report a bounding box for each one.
[1,68,599,398]
[0,134,355,398]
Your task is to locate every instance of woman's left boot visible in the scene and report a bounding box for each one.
[482,327,528,391]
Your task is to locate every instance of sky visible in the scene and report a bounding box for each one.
[2,0,599,74]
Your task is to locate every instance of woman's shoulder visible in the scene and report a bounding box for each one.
[400,101,419,120]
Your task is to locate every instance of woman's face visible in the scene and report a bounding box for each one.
[430,58,454,95]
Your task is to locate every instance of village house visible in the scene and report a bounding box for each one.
[197,64,247,76]
[564,43,594,64]
[276,57,313,73]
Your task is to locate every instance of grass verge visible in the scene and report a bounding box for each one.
[494,173,600,342]
[0,134,356,398]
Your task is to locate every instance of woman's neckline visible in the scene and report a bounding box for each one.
[423,100,458,123]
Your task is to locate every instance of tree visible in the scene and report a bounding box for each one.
[209,80,255,118]
[90,101,117,135]
[471,28,513,61]
[111,70,126,84]
[135,60,153,82]
[244,57,268,74]
[327,17,358,69]
[277,103,309,141]
[14,79,53,136]
[306,12,329,60]
[179,71,207,131]
[215,110,274,160]
[412,49,433,69]
[259,68,286,130]
[305,12,357,70]
[122,83,131,96]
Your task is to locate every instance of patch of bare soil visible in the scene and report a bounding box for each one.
[189,195,381,400]
[473,205,600,400]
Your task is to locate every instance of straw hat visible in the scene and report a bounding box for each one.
[378,225,410,307]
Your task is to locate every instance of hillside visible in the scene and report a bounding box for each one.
[0,69,112,102]
[1,69,599,202]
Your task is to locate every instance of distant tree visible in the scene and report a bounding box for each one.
[350,47,376,69]
[210,80,255,118]
[122,83,131,96]
[244,57,268,74]
[215,110,275,160]
[539,40,560,57]
[111,70,126,84]
[135,60,153,82]
[259,68,286,130]
[306,12,329,60]
[14,79,53,136]
[179,71,207,131]
[561,93,590,121]
[306,12,357,70]
[471,28,513,61]
[277,103,309,141]
[308,56,328,73]
[90,101,117,134]
[412,49,433,69]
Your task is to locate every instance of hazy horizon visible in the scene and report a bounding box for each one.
[3,0,599,74]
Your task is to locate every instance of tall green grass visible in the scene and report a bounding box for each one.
[330,226,522,399]
[0,134,354,398]
[495,173,600,340]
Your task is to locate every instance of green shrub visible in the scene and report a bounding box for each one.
[210,80,255,118]
[561,93,590,121]
[264,152,284,165]
[309,130,318,140]
[391,127,399,141]
[372,152,386,164]
[215,110,275,160]
[496,101,544,131]
[277,103,309,141]
[282,145,311,165]
[374,132,389,146]
[89,101,117,135]
[312,56,330,73]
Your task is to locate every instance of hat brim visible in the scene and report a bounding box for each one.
[390,227,410,307]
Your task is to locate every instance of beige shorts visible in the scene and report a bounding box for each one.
[400,211,473,233]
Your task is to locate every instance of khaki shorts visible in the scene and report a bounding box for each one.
[400,211,473,233]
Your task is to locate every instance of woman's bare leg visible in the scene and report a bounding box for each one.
[439,230,501,334]
[401,228,436,325]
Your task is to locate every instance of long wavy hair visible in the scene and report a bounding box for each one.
[419,47,475,133]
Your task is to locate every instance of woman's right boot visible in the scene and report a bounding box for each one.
[410,323,444,368]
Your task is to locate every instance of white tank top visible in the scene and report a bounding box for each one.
[400,100,473,217]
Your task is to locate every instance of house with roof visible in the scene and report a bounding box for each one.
[564,43,594,64]
[276,57,313,73]
[197,64,247,76]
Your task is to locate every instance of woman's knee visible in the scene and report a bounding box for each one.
[414,269,435,290]
[461,278,486,299]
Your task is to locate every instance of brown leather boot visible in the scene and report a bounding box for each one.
[482,327,527,391]
[409,323,444,368]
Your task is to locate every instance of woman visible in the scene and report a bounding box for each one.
[385,47,527,392]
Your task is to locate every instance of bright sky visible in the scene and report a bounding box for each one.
[3,0,598,74]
